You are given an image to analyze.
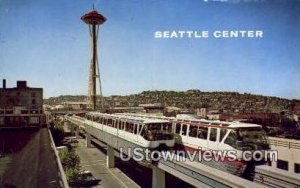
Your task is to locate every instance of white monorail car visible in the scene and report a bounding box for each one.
[118,113,271,177]
[174,118,270,159]
[120,114,270,160]
[174,118,271,177]
[85,112,175,149]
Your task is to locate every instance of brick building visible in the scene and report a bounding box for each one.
[219,113,280,126]
[0,79,45,128]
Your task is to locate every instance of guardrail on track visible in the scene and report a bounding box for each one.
[255,165,300,188]
[268,137,300,150]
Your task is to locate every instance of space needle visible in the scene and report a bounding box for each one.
[81,7,106,110]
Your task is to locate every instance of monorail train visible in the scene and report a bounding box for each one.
[84,112,175,150]
[173,118,270,156]
[174,118,271,176]
[119,113,271,177]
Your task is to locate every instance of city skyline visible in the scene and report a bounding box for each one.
[0,0,299,99]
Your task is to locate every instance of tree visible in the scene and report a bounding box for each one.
[65,168,81,183]
[51,123,65,146]
[59,149,80,171]
[59,149,82,183]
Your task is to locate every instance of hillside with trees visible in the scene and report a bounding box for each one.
[44,90,300,115]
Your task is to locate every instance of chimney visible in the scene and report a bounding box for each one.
[17,81,27,88]
[2,79,6,89]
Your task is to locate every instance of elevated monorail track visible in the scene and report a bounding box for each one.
[64,114,268,188]
[254,165,300,188]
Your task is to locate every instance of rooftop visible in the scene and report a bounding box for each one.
[0,128,62,187]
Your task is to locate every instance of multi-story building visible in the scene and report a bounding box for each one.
[0,79,45,128]
[63,101,88,110]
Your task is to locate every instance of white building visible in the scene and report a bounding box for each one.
[268,137,300,174]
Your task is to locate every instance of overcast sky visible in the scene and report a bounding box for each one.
[0,0,299,99]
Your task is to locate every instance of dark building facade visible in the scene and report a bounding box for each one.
[219,113,280,126]
[0,79,45,128]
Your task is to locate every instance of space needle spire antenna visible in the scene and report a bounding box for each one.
[81,7,106,110]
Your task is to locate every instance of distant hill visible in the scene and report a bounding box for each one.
[44,90,300,114]
[45,95,87,104]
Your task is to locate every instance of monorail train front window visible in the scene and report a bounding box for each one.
[141,123,173,141]
[147,123,161,131]
[86,115,92,120]
[224,127,270,150]
[147,123,172,132]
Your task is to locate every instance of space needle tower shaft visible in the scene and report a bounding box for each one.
[81,8,106,110]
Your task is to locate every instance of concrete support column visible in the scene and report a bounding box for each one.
[75,127,79,139]
[86,133,91,148]
[69,123,74,135]
[288,161,294,173]
[63,121,68,128]
[152,166,165,188]
[271,161,276,168]
[107,145,115,168]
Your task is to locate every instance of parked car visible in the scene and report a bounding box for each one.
[69,171,100,187]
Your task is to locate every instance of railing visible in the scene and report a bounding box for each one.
[159,159,266,188]
[268,137,300,150]
[255,165,300,188]
[48,128,69,188]
[65,115,86,130]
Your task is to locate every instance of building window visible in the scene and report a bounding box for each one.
[29,117,39,124]
[0,117,4,125]
[32,99,36,105]
[31,92,36,98]
[295,163,300,173]
[277,160,288,171]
